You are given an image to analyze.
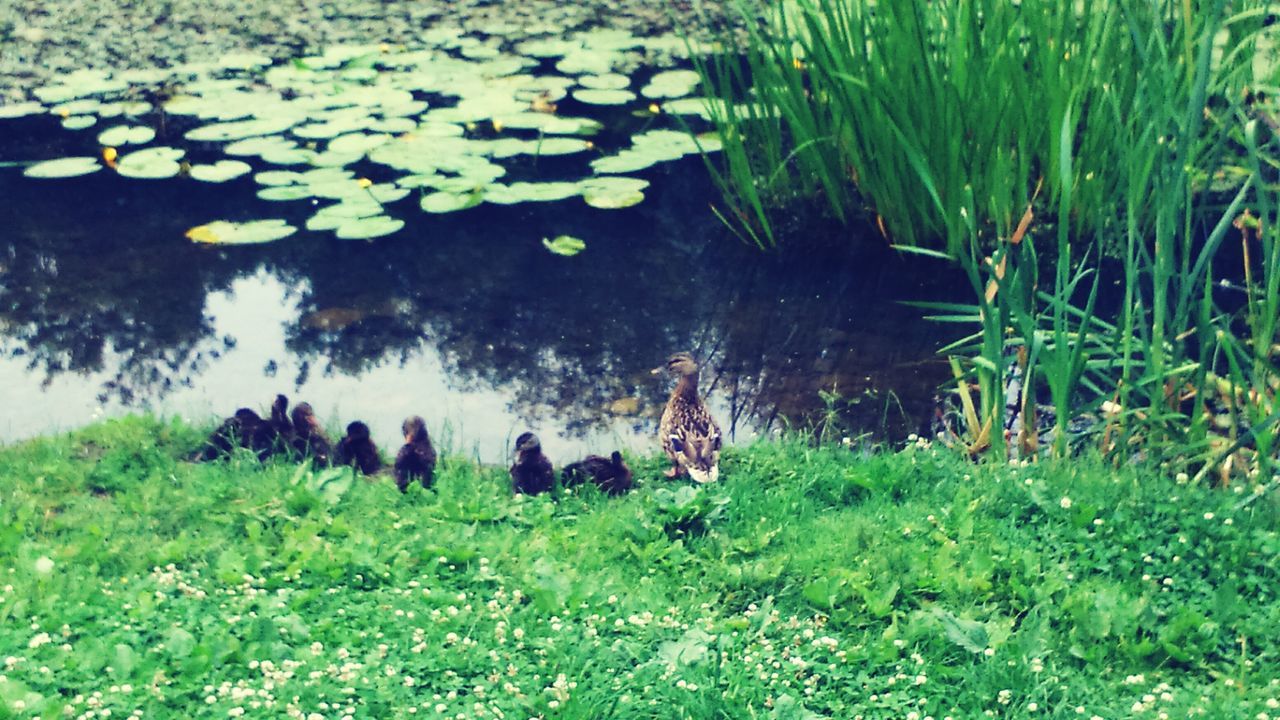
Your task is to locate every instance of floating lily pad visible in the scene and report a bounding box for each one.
[258,185,311,201]
[189,160,252,183]
[98,125,156,146]
[334,215,405,240]
[23,156,102,179]
[580,176,650,209]
[420,191,482,214]
[187,219,297,245]
[542,235,586,256]
[328,132,391,156]
[485,181,581,205]
[572,88,636,106]
[0,102,43,119]
[224,136,298,157]
[255,170,305,186]
[186,117,299,142]
[61,115,97,130]
[116,147,185,179]
[578,74,631,90]
[641,69,703,99]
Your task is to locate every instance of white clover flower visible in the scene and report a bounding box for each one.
[34,557,54,575]
[1059,497,1072,509]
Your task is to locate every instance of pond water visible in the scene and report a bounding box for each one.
[0,7,966,462]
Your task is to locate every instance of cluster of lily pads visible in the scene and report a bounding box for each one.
[5,26,729,245]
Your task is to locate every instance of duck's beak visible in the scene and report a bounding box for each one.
[650,365,663,376]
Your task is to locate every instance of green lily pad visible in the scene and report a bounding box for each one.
[572,89,636,106]
[328,132,391,155]
[62,115,97,130]
[186,117,299,142]
[255,170,305,186]
[542,235,586,256]
[187,219,297,245]
[306,200,386,230]
[23,157,102,179]
[98,125,157,147]
[116,146,185,179]
[578,74,631,90]
[258,185,312,201]
[580,176,650,209]
[189,160,253,183]
[0,102,43,119]
[223,137,297,157]
[484,182,581,205]
[486,136,590,158]
[641,69,703,99]
[420,190,482,214]
[334,215,405,240]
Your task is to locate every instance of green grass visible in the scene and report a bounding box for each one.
[1,415,1279,718]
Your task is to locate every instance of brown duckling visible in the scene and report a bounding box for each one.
[260,393,294,458]
[562,451,633,496]
[394,415,437,492]
[335,420,382,476]
[289,402,332,466]
[194,408,265,461]
[655,352,722,483]
[510,432,554,496]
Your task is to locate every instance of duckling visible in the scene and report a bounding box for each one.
[510,432,554,496]
[655,352,722,483]
[335,421,382,476]
[194,408,265,461]
[289,402,332,466]
[562,451,633,496]
[394,416,437,492]
[261,393,294,458]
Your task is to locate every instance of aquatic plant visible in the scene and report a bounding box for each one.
[2,24,724,243]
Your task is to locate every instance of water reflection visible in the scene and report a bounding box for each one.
[0,115,963,460]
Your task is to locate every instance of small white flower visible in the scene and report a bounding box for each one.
[1059,497,1072,509]
[34,557,54,575]
[1204,512,1215,520]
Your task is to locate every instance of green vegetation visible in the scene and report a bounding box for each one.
[699,0,1279,477]
[2,416,1279,718]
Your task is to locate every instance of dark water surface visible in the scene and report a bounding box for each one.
[0,112,964,461]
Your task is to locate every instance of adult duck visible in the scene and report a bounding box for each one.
[655,352,722,483]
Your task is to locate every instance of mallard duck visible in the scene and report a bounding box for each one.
[562,451,633,496]
[194,408,265,461]
[510,432,554,495]
[289,402,332,465]
[394,415,437,492]
[335,420,382,476]
[655,352,722,483]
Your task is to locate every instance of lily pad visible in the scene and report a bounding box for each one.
[0,102,44,119]
[187,219,297,245]
[420,191,482,214]
[186,117,299,142]
[334,215,405,240]
[485,182,581,205]
[116,147,185,179]
[61,115,97,130]
[580,176,650,209]
[98,125,156,146]
[641,69,703,99]
[542,235,586,256]
[572,88,636,106]
[23,156,102,179]
[258,185,312,201]
[189,160,252,183]
[578,73,631,90]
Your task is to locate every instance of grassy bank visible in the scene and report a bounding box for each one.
[1,416,1279,719]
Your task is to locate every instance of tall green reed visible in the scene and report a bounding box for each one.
[699,0,1278,475]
